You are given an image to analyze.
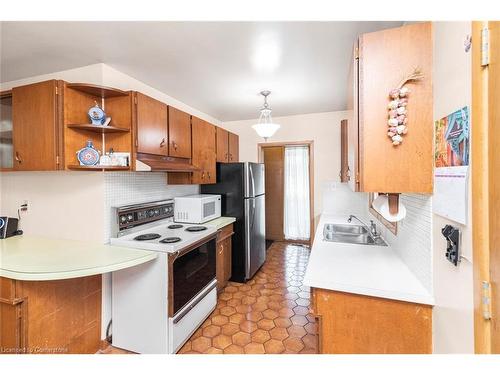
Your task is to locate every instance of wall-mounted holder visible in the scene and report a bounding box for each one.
[372,193,407,222]
[442,225,460,266]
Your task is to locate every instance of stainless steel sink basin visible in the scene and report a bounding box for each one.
[324,223,368,235]
[323,223,388,246]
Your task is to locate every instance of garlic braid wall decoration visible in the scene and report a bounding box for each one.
[387,68,424,146]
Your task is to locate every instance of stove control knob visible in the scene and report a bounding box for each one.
[127,214,133,221]
[148,209,154,217]
[154,209,160,216]
[120,215,127,223]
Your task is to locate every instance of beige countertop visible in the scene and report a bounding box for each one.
[0,235,157,281]
[205,216,236,230]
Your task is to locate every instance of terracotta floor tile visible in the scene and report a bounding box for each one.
[232,331,251,346]
[256,318,275,330]
[224,344,244,354]
[202,325,221,338]
[178,242,317,355]
[244,342,266,354]
[212,334,232,350]
[264,339,286,354]
[251,329,271,344]
[221,323,240,336]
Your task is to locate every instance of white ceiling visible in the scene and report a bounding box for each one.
[0,21,403,121]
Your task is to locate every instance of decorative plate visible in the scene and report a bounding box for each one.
[88,102,106,125]
[77,140,100,166]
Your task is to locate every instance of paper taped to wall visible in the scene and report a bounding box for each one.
[433,166,468,224]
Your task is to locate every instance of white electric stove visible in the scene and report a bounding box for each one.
[110,199,219,354]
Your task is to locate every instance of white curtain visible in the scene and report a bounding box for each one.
[284,146,311,240]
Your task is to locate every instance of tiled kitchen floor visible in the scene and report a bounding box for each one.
[178,242,317,354]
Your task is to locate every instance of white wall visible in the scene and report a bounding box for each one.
[223,110,351,224]
[431,21,474,353]
[0,63,220,339]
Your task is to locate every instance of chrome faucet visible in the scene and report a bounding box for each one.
[347,215,380,239]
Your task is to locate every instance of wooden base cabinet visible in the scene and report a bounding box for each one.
[0,276,102,354]
[312,288,432,354]
[216,224,234,291]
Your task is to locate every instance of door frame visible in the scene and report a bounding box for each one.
[258,140,315,245]
[472,21,500,353]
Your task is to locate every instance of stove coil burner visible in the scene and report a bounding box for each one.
[134,233,161,241]
[185,226,208,232]
[167,224,184,229]
[160,237,182,244]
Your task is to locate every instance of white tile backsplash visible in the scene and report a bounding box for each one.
[370,194,433,293]
[103,172,198,241]
[322,183,432,294]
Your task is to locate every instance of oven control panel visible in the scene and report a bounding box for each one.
[115,200,174,231]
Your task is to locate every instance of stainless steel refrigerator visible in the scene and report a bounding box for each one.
[201,162,266,282]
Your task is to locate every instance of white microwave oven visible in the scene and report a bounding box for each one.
[174,194,221,224]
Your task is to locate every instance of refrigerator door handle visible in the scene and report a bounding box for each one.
[249,165,255,198]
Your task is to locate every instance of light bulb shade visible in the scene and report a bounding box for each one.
[252,122,280,139]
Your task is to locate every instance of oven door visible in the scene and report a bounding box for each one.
[168,234,217,317]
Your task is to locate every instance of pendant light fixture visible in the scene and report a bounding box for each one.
[252,90,280,141]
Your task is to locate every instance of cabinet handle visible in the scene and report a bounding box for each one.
[207,172,211,180]
[172,141,178,150]
[229,154,232,161]
[201,171,205,179]
[346,166,351,181]
[15,152,22,163]
[160,138,166,147]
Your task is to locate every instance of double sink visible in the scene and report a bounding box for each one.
[323,223,388,246]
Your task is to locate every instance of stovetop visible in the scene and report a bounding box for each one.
[110,218,217,253]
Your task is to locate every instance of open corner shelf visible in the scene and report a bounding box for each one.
[67,124,130,134]
[66,83,129,98]
[67,165,130,171]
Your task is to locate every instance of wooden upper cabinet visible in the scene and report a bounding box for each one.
[216,127,229,162]
[12,80,61,171]
[228,132,239,162]
[135,92,168,156]
[168,106,191,159]
[191,117,216,184]
[351,22,433,193]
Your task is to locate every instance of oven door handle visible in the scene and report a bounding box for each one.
[172,279,217,324]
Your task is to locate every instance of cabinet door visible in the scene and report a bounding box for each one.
[216,127,229,162]
[358,22,433,193]
[228,132,239,162]
[135,92,168,156]
[12,80,59,170]
[347,43,359,191]
[223,237,232,285]
[191,117,216,184]
[168,106,191,158]
[216,240,224,291]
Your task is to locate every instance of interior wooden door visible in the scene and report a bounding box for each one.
[228,132,239,162]
[216,127,229,162]
[262,146,285,241]
[12,80,59,170]
[168,106,191,158]
[135,92,168,156]
[472,21,500,354]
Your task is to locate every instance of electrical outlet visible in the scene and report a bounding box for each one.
[20,200,29,214]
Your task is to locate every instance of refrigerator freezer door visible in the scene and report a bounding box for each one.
[244,162,265,198]
[245,195,266,279]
